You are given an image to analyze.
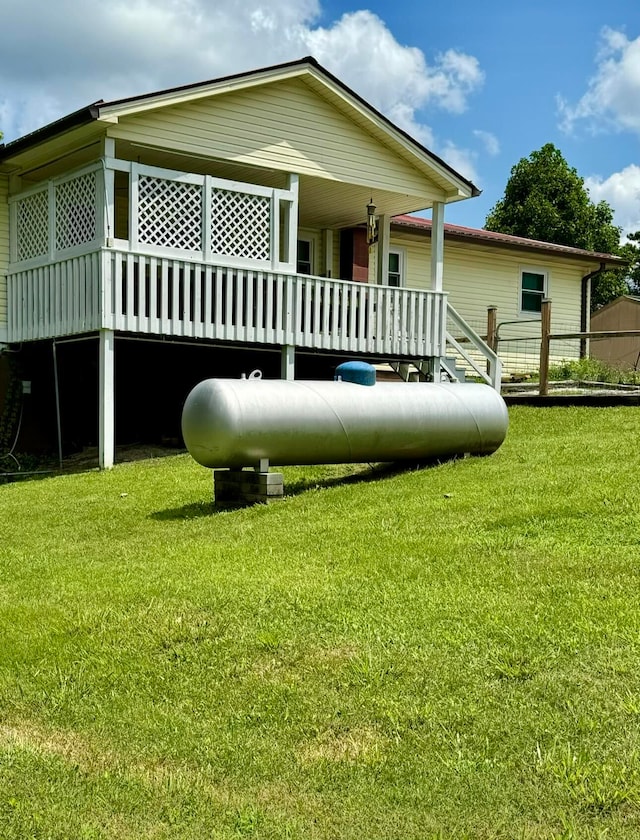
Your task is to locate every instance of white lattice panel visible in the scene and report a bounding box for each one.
[55,172,97,250]
[210,188,271,261]
[138,176,202,251]
[16,190,49,261]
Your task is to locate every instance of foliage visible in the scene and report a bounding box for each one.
[590,268,630,311]
[619,232,640,296]
[2,408,640,837]
[547,356,640,385]
[485,144,620,252]
[485,144,626,310]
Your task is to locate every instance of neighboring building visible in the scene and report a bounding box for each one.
[590,296,640,370]
[0,57,623,465]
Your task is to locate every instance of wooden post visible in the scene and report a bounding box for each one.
[486,306,498,378]
[486,306,498,351]
[539,299,551,397]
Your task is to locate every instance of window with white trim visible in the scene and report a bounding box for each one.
[388,249,405,287]
[297,231,320,275]
[297,239,312,274]
[520,268,548,314]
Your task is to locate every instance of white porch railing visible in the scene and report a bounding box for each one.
[7,249,448,358]
[446,303,502,390]
[7,252,103,341]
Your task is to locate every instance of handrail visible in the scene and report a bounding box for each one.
[495,318,542,341]
[446,303,502,390]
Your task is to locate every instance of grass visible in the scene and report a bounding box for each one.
[1,406,640,838]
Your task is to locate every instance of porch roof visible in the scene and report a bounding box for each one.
[0,57,479,214]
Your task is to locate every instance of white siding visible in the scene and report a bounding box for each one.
[110,77,445,200]
[0,173,8,329]
[388,229,594,373]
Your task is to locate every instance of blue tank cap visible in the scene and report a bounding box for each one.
[334,361,377,386]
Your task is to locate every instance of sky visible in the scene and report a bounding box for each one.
[1,0,639,239]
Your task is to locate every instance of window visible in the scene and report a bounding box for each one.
[297,238,313,275]
[520,268,547,313]
[388,249,405,287]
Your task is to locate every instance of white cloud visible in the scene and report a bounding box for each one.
[302,11,483,116]
[439,142,479,185]
[472,130,500,156]
[0,1,484,184]
[586,165,640,238]
[559,28,640,135]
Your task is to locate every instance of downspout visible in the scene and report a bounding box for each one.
[580,262,607,358]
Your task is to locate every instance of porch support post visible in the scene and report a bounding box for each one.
[102,137,115,246]
[99,329,115,469]
[376,215,391,286]
[323,229,333,278]
[281,345,295,381]
[431,201,445,291]
[287,174,299,268]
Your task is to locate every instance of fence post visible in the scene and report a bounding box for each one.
[486,306,498,350]
[486,306,498,378]
[539,299,551,396]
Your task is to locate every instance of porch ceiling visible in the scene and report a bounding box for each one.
[113,138,444,232]
[297,176,434,229]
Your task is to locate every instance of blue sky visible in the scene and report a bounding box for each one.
[1,0,639,237]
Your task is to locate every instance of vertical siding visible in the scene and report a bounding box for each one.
[0,173,8,329]
[590,299,640,369]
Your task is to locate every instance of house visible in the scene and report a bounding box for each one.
[0,56,623,467]
[590,296,640,370]
[379,217,624,375]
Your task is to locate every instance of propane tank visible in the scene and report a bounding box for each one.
[182,373,508,469]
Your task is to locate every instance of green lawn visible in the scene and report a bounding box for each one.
[2,406,640,839]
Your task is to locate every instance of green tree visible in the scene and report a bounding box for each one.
[619,232,640,296]
[485,144,625,309]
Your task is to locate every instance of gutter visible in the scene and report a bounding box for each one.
[0,103,102,162]
[580,262,607,358]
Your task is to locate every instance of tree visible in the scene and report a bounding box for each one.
[619,232,640,296]
[485,144,625,309]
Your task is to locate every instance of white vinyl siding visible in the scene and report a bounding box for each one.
[110,78,446,200]
[0,173,8,328]
[389,229,591,373]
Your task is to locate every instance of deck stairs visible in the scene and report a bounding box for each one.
[387,303,502,389]
[389,357,467,383]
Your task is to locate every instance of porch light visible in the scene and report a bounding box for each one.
[367,198,378,246]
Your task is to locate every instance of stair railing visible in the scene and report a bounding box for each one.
[446,303,502,390]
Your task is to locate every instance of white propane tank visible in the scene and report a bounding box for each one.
[181,376,508,469]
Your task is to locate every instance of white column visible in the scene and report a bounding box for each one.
[323,229,333,278]
[99,329,115,469]
[431,201,445,291]
[281,345,295,380]
[287,173,299,269]
[376,215,391,286]
[102,138,116,247]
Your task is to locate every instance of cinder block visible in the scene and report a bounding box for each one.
[214,470,284,507]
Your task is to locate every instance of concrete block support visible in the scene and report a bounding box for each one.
[214,469,284,508]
